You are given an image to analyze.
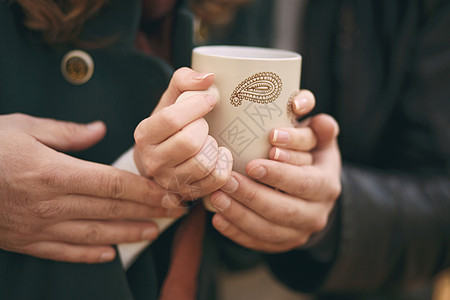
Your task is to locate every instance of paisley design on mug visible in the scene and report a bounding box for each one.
[230,72,282,107]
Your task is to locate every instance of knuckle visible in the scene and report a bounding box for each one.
[199,94,215,110]
[223,223,240,239]
[85,224,102,244]
[155,174,173,190]
[9,112,28,122]
[105,201,122,218]
[243,188,258,206]
[172,67,190,83]
[133,122,147,146]
[196,156,216,177]
[264,228,285,243]
[295,175,316,195]
[137,151,160,177]
[8,113,35,127]
[31,201,61,220]
[35,165,61,188]
[175,119,209,156]
[159,107,183,130]
[278,205,298,226]
[327,181,342,202]
[106,172,126,199]
[269,165,283,182]
[2,233,30,250]
[145,179,167,202]
[295,130,306,146]
[178,133,204,156]
[213,167,229,187]
[5,214,40,236]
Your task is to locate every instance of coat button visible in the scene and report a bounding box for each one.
[61,50,94,85]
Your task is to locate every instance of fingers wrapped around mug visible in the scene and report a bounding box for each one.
[133,68,224,204]
[269,89,317,166]
[159,143,233,208]
[269,127,316,166]
[290,89,316,117]
[209,172,332,253]
[153,67,215,114]
[209,110,342,252]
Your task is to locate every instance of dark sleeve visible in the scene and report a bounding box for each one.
[264,165,450,293]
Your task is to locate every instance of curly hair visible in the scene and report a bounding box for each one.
[12,0,250,45]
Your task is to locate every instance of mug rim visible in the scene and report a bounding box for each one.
[193,45,301,61]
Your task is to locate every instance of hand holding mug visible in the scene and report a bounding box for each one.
[192,46,302,174]
[209,90,342,252]
[133,68,233,207]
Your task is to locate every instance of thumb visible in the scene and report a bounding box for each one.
[153,67,215,114]
[29,117,107,152]
[310,114,342,173]
[309,114,339,148]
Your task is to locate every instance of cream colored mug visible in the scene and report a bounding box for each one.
[188,45,302,174]
[116,47,301,265]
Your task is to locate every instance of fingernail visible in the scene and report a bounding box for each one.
[272,130,290,144]
[214,215,230,231]
[221,176,239,193]
[211,193,231,212]
[273,148,288,162]
[294,98,309,113]
[141,227,158,240]
[248,165,267,178]
[162,195,180,209]
[193,72,214,80]
[206,95,217,106]
[87,121,104,131]
[100,251,115,262]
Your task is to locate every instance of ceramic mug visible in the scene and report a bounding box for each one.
[190,45,302,175]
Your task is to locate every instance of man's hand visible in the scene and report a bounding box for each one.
[209,90,342,252]
[0,113,185,263]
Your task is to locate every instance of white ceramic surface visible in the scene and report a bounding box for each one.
[192,46,302,174]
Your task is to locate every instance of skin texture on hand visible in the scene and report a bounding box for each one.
[133,68,233,207]
[0,113,186,263]
[209,90,342,253]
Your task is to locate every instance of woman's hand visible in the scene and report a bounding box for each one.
[134,68,233,207]
[0,113,185,263]
[209,90,342,252]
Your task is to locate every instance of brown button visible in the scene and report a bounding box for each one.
[61,50,94,85]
